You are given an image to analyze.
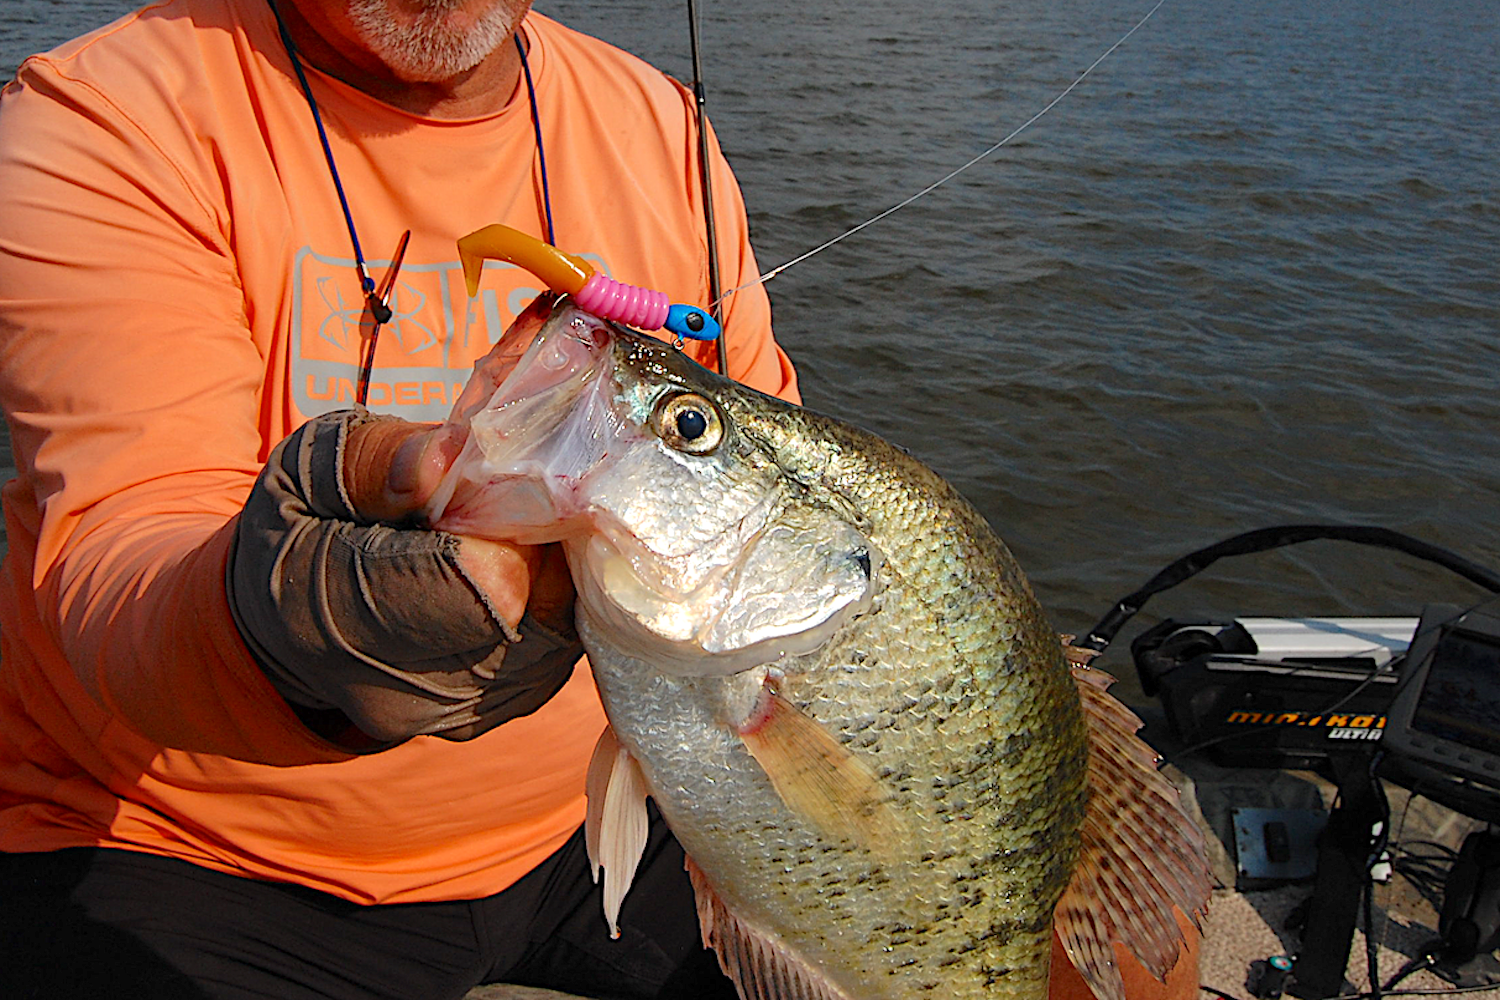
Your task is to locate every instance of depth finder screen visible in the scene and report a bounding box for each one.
[1412,628,1500,760]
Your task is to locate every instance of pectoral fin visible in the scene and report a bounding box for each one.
[737,686,901,851]
[1053,663,1214,1000]
[584,726,650,939]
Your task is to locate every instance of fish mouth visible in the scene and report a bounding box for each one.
[429,297,878,675]
[574,511,882,676]
[426,298,633,543]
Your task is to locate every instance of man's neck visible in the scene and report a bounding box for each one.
[273,1,528,120]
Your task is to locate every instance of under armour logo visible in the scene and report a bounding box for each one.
[315,278,436,356]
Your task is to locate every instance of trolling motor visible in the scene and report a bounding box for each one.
[1077,525,1500,998]
[1076,526,1500,778]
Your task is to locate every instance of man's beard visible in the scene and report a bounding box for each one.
[347,0,525,83]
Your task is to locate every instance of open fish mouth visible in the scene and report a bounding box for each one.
[426,299,625,544]
[428,297,879,676]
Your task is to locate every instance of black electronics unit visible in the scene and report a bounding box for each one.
[1132,616,1413,771]
[1382,603,1500,822]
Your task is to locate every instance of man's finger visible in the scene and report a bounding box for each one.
[342,419,467,522]
[454,537,536,628]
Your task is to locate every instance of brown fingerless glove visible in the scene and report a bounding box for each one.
[227,409,582,750]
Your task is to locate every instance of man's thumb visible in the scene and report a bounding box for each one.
[342,419,467,523]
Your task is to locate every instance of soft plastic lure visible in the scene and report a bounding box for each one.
[457,224,721,343]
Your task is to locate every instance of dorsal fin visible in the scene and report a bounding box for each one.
[1054,663,1213,1000]
[584,726,651,939]
[686,855,857,1000]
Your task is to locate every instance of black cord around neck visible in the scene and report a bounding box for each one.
[265,0,378,300]
[515,33,555,245]
[263,0,556,347]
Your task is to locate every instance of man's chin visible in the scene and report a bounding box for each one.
[349,0,523,84]
[381,52,488,83]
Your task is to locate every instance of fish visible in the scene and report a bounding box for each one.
[427,295,1211,1000]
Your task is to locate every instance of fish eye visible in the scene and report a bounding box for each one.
[654,392,724,454]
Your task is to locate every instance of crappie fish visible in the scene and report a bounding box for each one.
[428,297,1210,1000]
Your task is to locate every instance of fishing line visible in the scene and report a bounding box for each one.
[713,0,1168,307]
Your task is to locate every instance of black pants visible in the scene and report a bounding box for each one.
[0,808,736,1000]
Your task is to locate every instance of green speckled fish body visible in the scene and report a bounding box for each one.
[431,301,1206,1000]
[587,381,1090,1000]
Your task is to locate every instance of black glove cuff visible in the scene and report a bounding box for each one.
[228,409,522,748]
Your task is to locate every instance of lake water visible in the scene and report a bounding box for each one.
[4,0,1498,703]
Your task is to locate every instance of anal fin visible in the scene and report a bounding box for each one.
[687,855,855,1000]
[1054,663,1214,1000]
[584,725,650,939]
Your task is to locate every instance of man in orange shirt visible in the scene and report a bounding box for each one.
[0,0,794,995]
[0,1,1200,998]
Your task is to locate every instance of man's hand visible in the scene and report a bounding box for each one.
[343,417,536,625]
[227,410,583,751]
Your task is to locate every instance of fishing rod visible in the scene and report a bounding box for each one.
[686,0,730,376]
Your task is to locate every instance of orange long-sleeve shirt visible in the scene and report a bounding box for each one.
[0,0,796,905]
